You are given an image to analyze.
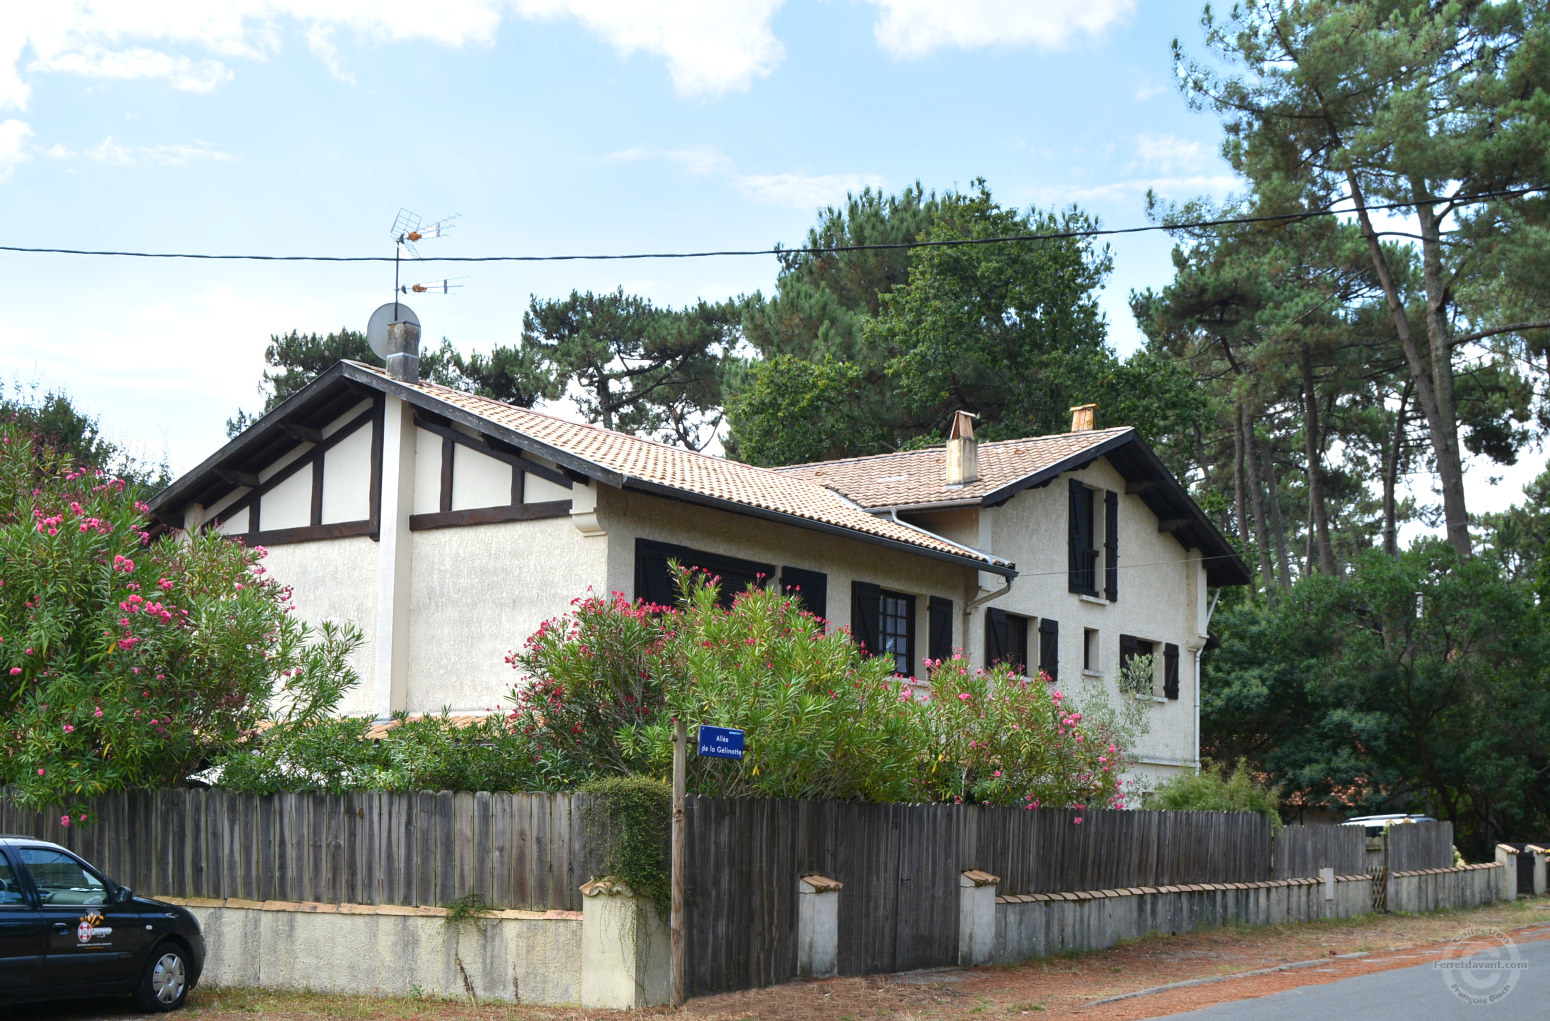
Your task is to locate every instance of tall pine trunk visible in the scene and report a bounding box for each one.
[1348,173,1470,557]
[1242,410,1278,590]
[1299,344,1336,573]
[1382,382,1412,558]
[1262,437,1293,590]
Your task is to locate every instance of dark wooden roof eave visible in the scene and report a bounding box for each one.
[979,430,1251,589]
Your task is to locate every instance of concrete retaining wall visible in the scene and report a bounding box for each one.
[168,897,582,1004]
[993,863,1505,964]
[1388,863,1502,914]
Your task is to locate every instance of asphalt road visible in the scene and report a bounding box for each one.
[1148,932,1550,1021]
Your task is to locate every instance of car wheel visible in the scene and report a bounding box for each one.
[132,942,190,1012]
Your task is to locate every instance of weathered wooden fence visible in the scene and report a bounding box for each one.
[0,788,604,911]
[1272,824,1367,878]
[681,797,1273,996]
[1387,820,1455,872]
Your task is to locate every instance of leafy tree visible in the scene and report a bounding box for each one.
[226,329,559,436]
[1178,0,1550,556]
[1202,538,1550,856]
[729,181,1206,464]
[2,382,167,490]
[743,182,943,365]
[522,290,739,450]
[0,422,362,819]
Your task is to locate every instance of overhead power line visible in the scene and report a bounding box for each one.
[0,186,1541,264]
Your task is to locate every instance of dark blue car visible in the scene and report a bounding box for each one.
[0,835,204,1012]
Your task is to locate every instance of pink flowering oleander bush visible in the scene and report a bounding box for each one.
[0,421,361,819]
[509,565,1131,808]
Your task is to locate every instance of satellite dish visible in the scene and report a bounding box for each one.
[367,302,420,360]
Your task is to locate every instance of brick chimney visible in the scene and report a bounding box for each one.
[385,319,421,383]
[945,410,979,486]
[1069,403,1098,432]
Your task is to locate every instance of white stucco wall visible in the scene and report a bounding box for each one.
[404,514,608,712]
[595,487,978,674]
[321,423,373,523]
[262,466,312,530]
[925,456,1207,785]
[260,535,380,716]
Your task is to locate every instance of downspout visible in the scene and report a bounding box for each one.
[1195,588,1221,772]
[883,507,1014,658]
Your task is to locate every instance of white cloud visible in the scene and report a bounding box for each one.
[1054,173,1239,206]
[0,119,32,180]
[1133,81,1167,102]
[1130,132,1207,175]
[514,1,785,97]
[0,1,784,112]
[29,46,232,92]
[864,0,1136,59]
[78,136,235,167]
[609,144,882,211]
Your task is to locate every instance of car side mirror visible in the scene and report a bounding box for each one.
[114,885,133,904]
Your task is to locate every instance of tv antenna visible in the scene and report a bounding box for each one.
[399,276,467,295]
[390,208,460,313]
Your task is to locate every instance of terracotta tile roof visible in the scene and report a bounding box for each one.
[775,428,1134,508]
[348,362,1007,570]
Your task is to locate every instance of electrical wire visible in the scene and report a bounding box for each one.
[0,186,1541,264]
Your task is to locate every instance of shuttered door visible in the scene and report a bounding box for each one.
[1038,618,1059,684]
[851,581,881,655]
[984,607,1008,665]
[927,596,953,664]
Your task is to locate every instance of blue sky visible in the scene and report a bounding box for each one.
[0,1,1535,515]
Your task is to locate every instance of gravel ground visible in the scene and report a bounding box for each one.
[18,897,1550,1021]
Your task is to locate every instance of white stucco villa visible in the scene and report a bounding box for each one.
[148,332,1249,782]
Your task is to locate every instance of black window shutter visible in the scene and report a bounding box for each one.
[1163,642,1181,700]
[1104,490,1119,602]
[928,596,953,663]
[634,540,676,606]
[1119,633,1140,673]
[1038,618,1059,684]
[781,566,828,623]
[1067,479,1083,592]
[984,607,1008,665]
[851,581,881,654]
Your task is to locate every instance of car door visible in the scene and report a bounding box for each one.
[0,851,46,993]
[16,847,142,988]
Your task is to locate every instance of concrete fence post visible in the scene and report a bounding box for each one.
[1526,846,1547,898]
[1320,867,1335,902]
[797,875,842,979]
[579,877,671,1009]
[959,870,1001,967]
[1495,845,1519,902]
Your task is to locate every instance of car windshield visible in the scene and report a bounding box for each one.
[19,847,108,905]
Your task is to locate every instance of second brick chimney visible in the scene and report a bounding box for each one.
[945,410,979,487]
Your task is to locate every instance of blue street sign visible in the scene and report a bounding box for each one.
[697,725,745,760]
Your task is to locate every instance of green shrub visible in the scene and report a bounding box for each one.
[1142,760,1282,827]
[511,567,1132,810]
[579,775,671,916]
[0,422,360,820]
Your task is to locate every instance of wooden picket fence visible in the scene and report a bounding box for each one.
[681,797,1273,995]
[1272,823,1367,878]
[0,787,604,911]
[1387,820,1455,872]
